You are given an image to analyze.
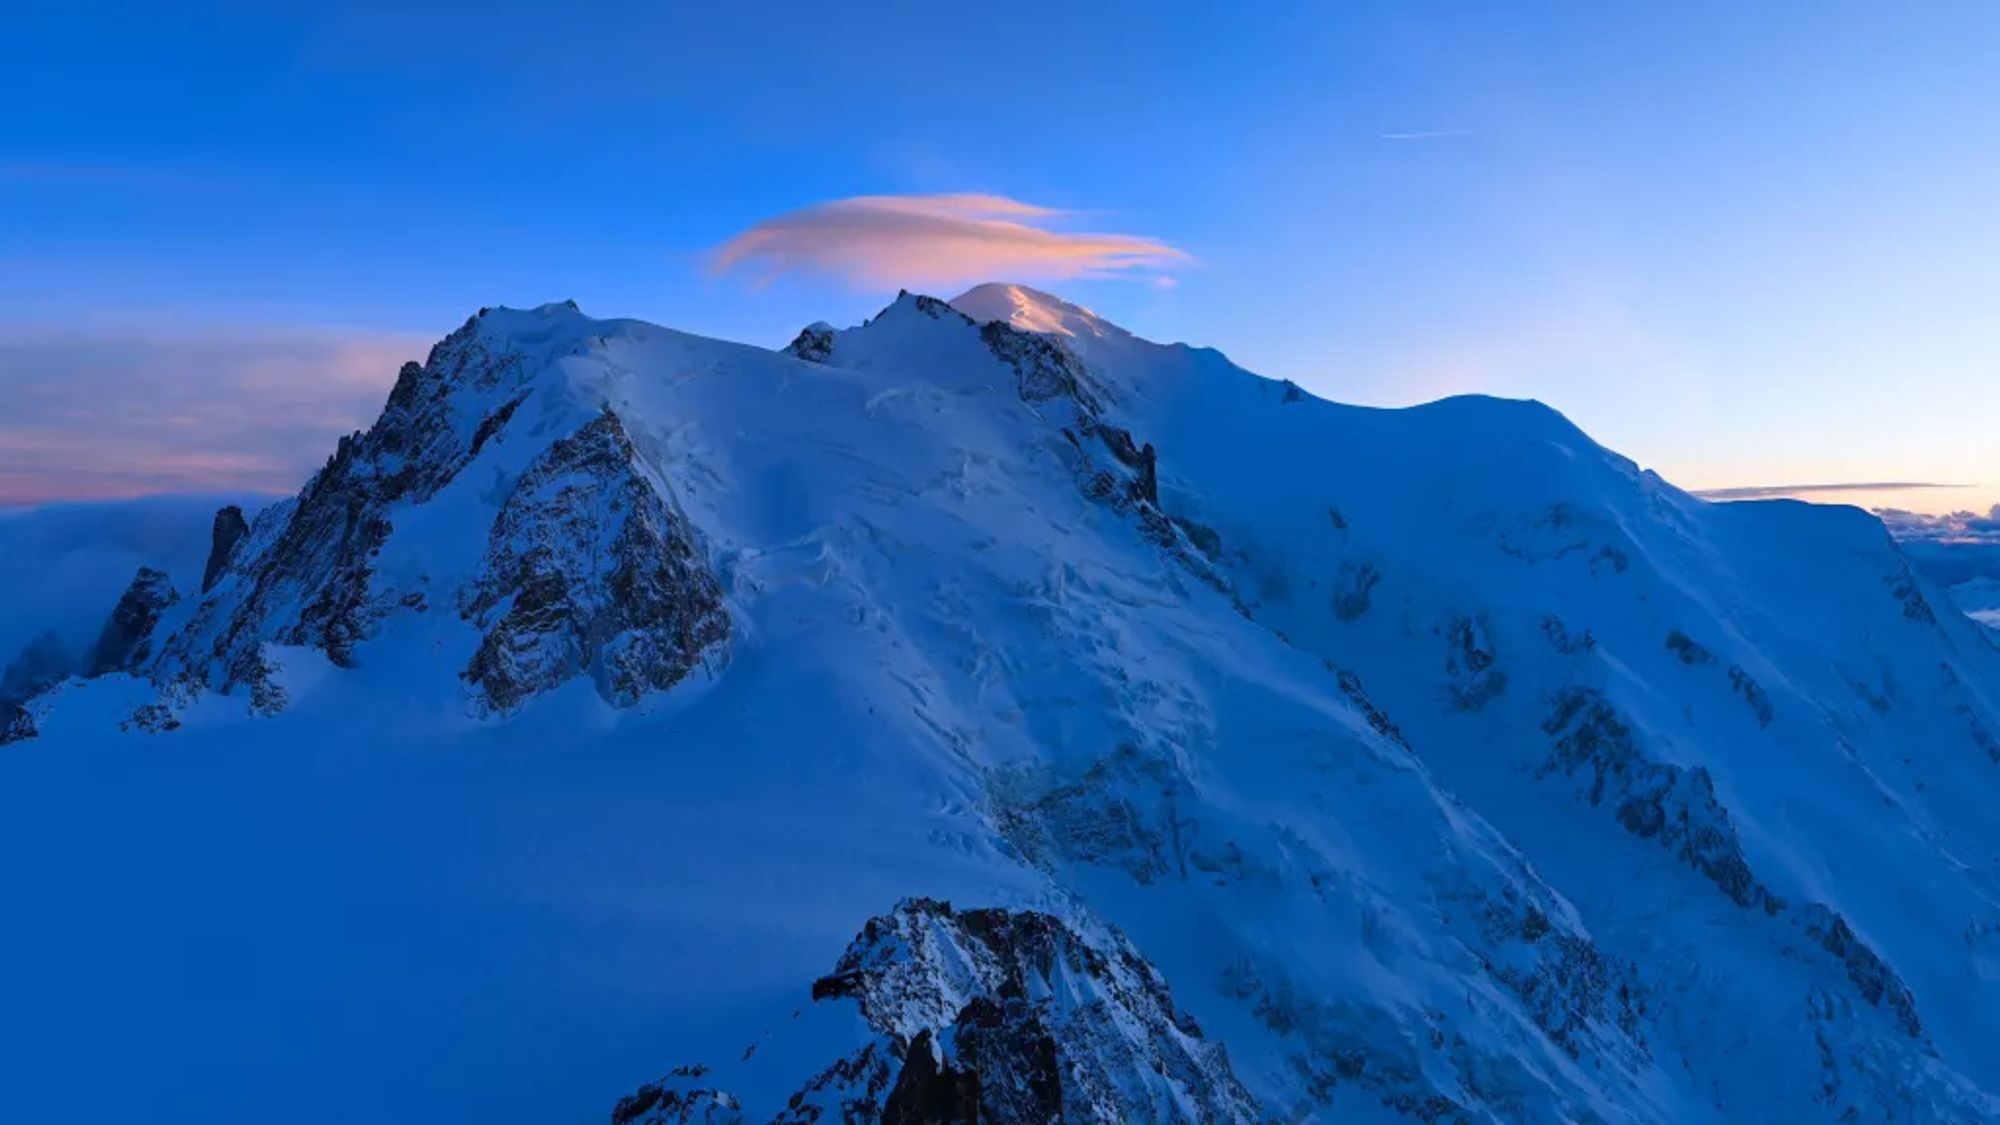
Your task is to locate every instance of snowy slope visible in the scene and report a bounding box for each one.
[1950,576,2000,631]
[4,288,2000,1123]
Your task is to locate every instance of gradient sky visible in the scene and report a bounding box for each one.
[6,1,1999,510]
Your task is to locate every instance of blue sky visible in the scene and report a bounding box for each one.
[5,1,1998,510]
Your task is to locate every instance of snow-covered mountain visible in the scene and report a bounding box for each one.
[7,285,2000,1123]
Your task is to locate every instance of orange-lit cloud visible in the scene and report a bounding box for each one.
[713,193,1189,289]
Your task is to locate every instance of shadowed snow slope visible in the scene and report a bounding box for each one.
[6,288,2000,1123]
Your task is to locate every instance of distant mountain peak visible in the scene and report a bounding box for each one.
[949,282,1126,341]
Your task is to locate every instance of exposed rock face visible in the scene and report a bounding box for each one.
[994,730,1658,1121]
[1664,629,1713,665]
[87,567,179,676]
[461,410,730,713]
[201,504,250,593]
[4,304,738,720]
[616,898,1261,1125]
[782,322,834,364]
[1727,664,1775,727]
[1540,687,1776,912]
[0,702,35,746]
[1332,664,1407,748]
[1444,613,1507,710]
[1538,687,1927,1038]
[1801,905,1924,1039]
[906,291,970,323]
[982,320,1094,406]
[154,317,535,693]
[611,1068,743,1125]
[975,317,1222,592]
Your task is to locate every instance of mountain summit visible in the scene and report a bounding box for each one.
[6,288,2000,1122]
[950,282,1126,340]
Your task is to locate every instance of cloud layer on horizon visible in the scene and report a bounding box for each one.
[1877,504,2000,544]
[1691,481,1965,502]
[0,327,423,506]
[713,193,1189,290]
[0,493,254,664]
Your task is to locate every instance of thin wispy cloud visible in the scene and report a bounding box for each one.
[1693,481,1967,501]
[712,193,1189,290]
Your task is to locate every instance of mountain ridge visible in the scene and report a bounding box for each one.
[5,286,2000,1122]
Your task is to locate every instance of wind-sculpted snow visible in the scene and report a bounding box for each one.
[7,286,2000,1123]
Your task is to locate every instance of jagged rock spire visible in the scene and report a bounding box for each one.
[202,504,249,593]
[87,567,178,677]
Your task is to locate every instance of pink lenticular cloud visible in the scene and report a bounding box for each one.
[713,193,1189,289]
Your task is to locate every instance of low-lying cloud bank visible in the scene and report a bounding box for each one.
[1876,505,2000,544]
[713,193,1188,290]
[0,326,422,506]
[1876,506,2000,632]
[0,493,262,676]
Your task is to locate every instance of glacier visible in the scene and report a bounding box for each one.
[3,285,2000,1122]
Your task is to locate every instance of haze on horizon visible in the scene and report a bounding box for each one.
[4,2,1997,514]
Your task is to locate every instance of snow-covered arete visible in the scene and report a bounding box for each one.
[5,286,2000,1123]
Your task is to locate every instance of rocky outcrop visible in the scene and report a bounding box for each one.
[151,313,550,695]
[1887,563,1939,625]
[1444,613,1507,711]
[1216,884,1652,1122]
[1331,664,1408,749]
[1664,629,1712,665]
[615,899,1260,1125]
[782,322,834,364]
[973,313,1224,594]
[1538,687,1933,1040]
[612,1068,743,1125]
[87,567,178,676]
[1728,664,1775,727]
[145,310,596,700]
[1800,905,1924,1039]
[44,305,738,718]
[202,505,250,593]
[982,320,1095,406]
[460,409,730,713]
[1539,687,1777,913]
[0,701,35,746]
